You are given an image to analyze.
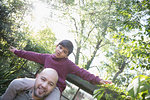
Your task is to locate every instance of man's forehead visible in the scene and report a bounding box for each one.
[40,71,54,78]
[41,68,56,74]
[40,74,56,83]
[40,70,57,81]
[39,68,58,81]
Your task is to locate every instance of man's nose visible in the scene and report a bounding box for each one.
[41,82,48,88]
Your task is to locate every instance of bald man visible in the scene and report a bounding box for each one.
[1,68,59,100]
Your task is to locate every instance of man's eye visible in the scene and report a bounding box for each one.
[49,83,54,86]
[41,78,45,81]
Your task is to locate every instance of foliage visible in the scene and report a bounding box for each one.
[98,0,149,88]
[112,0,150,70]
[62,0,113,70]
[0,0,56,95]
[94,84,127,100]
[25,28,56,53]
[94,75,150,100]
[127,75,150,100]
[0,0,150,99]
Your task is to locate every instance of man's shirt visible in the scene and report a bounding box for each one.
[14,90,34,100]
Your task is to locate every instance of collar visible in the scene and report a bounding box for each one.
[28,90,44,100]
[51,54,67,60]
[25,90,34,100]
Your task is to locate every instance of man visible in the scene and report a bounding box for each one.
[1,68,59,100]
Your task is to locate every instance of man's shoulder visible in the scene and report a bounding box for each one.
[14,90,33,100]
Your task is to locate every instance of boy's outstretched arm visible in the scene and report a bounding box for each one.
[70,63,112,85]
[8,46,48,64]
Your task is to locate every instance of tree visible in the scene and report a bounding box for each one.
[111,0,150,70]
[0,0,30,94]
[0,0,57,95]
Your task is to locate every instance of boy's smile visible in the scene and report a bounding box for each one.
[55,45,69,58]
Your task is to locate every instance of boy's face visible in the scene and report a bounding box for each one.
[55,45,69,58]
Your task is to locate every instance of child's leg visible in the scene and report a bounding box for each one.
[1,78,35,100]
[45,87,61,100]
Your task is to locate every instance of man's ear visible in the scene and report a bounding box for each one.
[36,74,39,78]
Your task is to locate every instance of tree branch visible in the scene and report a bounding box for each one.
[112,61,126,82]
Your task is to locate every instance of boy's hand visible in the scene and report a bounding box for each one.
[9,46,17,53]
[99,80,112,84]
[99,80,105,84]
[104,80,112,84]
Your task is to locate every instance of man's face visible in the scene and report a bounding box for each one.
[55,45,69,58]
[33,71,57,99]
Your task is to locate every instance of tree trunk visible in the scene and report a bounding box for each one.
[112,61,126,82]
[85,39,102,70]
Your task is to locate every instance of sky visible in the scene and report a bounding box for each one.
[26,0,74,40]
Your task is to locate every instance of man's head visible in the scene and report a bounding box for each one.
[32,68,58,100]
[55,40,74,58]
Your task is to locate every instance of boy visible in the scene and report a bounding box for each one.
[2,40,111,100]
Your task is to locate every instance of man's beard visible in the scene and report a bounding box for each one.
[33,85,49,99]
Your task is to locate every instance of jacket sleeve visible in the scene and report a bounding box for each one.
[14,50,48,64]
[1,78,35,100]
[69,61,102,85]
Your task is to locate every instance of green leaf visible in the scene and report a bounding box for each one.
[145,94,150,99]
[133,77,140,97]
[121,38,124,44]
[97,91,104,100]
[127,81,134,92]
[141,36,144,41]
[130,67,134,70]
[93,88,105,99]
[128,88,134,98]
[127,77,141,98]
